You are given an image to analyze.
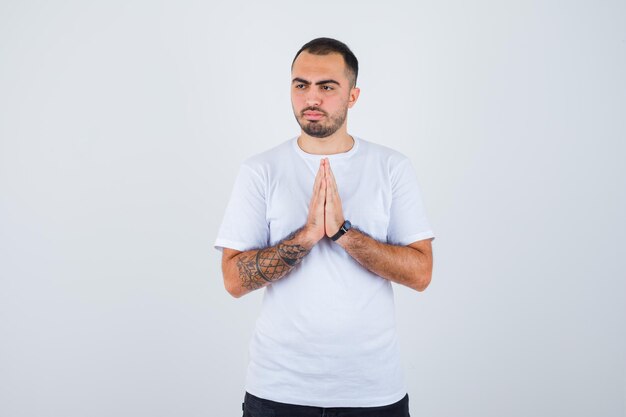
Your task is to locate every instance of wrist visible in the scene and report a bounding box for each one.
[300,225,321,248]
[334,227,356,249]
[330,220,352,242]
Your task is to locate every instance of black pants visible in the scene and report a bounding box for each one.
[242,392,410,417]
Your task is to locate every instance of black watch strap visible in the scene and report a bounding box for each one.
[331,220,352,241]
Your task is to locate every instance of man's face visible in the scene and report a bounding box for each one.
[291,51,359,138]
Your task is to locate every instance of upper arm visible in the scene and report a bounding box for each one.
[387,158,435,246]
[213,163,270,256]
[407,237,433,257]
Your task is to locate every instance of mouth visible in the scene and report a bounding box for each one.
[303,111,325,121]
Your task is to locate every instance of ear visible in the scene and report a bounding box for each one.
[347,87,360,108]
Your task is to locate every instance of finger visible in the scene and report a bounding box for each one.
[314,159,323,184]
[317,176,325,206]
[327,160,339,195]
[331,179,338,199]
[312,159,323,195]
[323,160,333,202]
[318,160,326,192]
[324,158,333,202]
[324,158,337,197]
[316,162,326,206]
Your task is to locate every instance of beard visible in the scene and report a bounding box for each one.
[295,106,348,138]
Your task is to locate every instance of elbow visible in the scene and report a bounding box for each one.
[222,256,245,298]
[413,263,433,292]
[408,248,433,292]
[223,274,244,299]
[225,283,243,298]
[226,285,243,299]
[413,273,431,292]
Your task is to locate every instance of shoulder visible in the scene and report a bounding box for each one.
[357,137,411,167]
[239,137,295,178]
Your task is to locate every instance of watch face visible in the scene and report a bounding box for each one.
[343,220,352,231]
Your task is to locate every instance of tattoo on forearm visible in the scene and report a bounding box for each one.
[277,243,309,266]
[235,229,311,291]
[236,255,265,291]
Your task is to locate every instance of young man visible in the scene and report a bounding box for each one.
[214,38,435,417]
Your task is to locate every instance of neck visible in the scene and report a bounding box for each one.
[297,129,354,155]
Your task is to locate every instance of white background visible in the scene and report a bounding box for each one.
[1,1,624,416]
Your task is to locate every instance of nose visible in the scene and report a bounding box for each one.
[305,89,322,107]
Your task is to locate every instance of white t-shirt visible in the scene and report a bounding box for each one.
[214,136,435,407]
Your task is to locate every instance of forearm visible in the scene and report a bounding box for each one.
[227,225,315,298]
[335,227,432,291]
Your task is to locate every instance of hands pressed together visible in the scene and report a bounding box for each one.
[305,158,346,244]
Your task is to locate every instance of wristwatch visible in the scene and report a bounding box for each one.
[330,220,352,241]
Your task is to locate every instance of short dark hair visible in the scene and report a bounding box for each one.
[292,37,359,87]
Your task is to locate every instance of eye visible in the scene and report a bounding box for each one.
[321,85,334,91]
[294,84,306,89]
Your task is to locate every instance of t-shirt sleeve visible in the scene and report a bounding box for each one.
[387,157,435,246]
[213,163,269,253]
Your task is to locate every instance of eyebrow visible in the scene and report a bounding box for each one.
[292,77,341,87]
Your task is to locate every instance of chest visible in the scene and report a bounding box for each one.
[265,158,392,244]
